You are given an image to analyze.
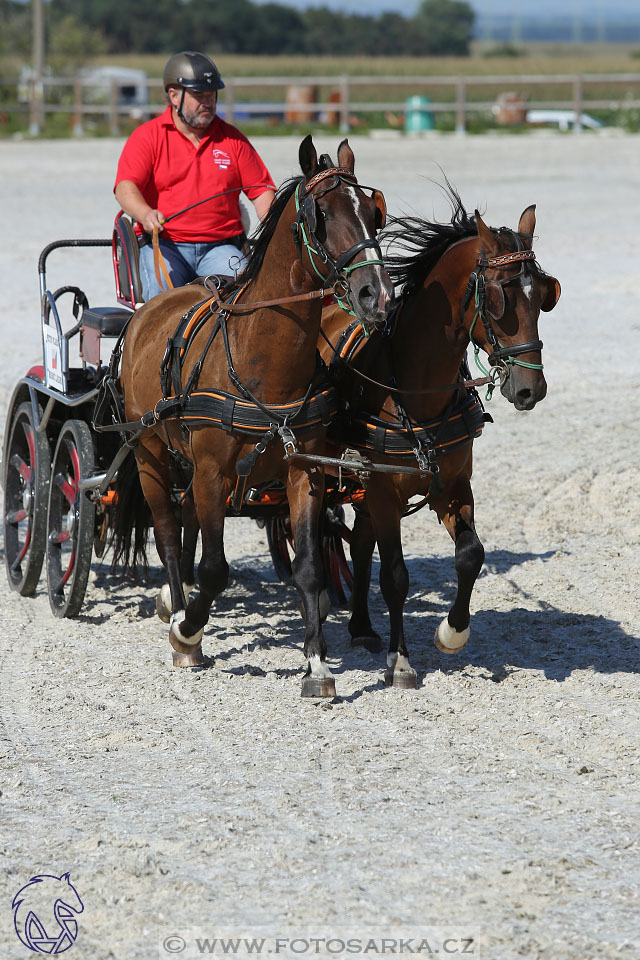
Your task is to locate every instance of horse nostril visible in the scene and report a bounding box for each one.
[516,388,535,410]
[358,284,375,308]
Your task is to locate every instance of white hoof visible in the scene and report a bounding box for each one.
[169,609,204,646]
[156,582,194,623]
[434,616,470,654]
[384,652,418,689]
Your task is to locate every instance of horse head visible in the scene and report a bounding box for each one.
[474,206,561,410]
[12,873,84,952]
[296,135,393,330]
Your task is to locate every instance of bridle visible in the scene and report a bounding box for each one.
[462,240,544,390]
[291,166,387,322]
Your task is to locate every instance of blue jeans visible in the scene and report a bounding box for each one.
[139,238,247,301]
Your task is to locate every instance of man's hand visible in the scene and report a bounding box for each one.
[140,209,166,234]
[115,179,165,235]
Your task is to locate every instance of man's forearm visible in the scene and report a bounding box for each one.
[252,189,275,221]
[115,181,165,234]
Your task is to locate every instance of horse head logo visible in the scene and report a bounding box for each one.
[12,873,84,954]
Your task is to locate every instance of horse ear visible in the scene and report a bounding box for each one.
[337,138,355,173]
[475,210,498,255]
[518,204,536,246]
[540,275,561,312]
[299,135,318,179]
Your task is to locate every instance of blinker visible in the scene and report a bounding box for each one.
[485,282,505,320]
[303,195,318,234]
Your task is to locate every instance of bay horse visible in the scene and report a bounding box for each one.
[113,136,392,695]
[320,193,560,687]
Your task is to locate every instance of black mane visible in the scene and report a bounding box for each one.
[241,176,302,287]
[382,184,478,294]
[383,183,537,294]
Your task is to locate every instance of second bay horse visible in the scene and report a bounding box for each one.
[320,193,560,687]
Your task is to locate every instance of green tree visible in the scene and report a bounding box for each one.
[49,15,108,71]
[412,0,475,56]
[249,4,307,54]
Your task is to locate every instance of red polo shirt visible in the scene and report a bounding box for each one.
[114,107,275,243]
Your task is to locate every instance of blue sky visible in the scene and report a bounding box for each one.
[252,0,638,17]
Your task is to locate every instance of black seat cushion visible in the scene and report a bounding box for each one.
[82,306,133,336]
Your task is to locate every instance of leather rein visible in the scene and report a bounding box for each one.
[152,168,385,318]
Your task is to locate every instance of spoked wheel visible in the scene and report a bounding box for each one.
[265,505,354,608]
[322,505,353,608]
[266,513,294,582]
[46,420,96,618]
[3,400,51,595]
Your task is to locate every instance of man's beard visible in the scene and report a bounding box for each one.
[183,103,215,129]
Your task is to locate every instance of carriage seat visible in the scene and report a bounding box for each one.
[81,306,133,337]
[80,306,132,368]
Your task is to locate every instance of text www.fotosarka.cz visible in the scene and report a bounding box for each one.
[159,929,479,959]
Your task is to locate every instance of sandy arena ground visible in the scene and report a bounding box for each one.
[0,131,639,959]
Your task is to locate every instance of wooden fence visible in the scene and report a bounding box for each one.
[4,72,640,136]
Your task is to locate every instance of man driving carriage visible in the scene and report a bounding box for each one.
[114,51,276,301]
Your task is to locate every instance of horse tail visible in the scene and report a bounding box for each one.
[109,450,152,577]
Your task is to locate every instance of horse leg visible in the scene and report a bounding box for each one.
[431,476,484,655]
[368,482,418,689]
[171,467,230,663]
[288,466,335,698]
[155,493,198,624]
[134,436,204,666]
[348,507,383,653]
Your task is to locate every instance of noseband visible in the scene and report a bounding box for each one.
[291,167,385,320]
[462,240,544,389]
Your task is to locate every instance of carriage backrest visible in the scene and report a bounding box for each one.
[112,211,144,309]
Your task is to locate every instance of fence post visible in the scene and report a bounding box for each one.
[72,74,84,137]
[455,77,466,134]
[339,75,350,134]
[225,78,235,126]
[573,74,583,132]
[109,78,119,136]
[29,77,43,136]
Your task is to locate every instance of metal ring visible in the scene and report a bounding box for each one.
[491,362,509,386]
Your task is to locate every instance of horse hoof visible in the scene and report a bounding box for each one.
[434,617,470,654]
[169,616,204,657]
[301,676,336,698]
[157,583,195,624]
[156,586,171,623]
[350,632,383,654]
[384,667,419,689]
[172,644,205,668]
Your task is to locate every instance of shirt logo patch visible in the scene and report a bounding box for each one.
[212,149,231,170]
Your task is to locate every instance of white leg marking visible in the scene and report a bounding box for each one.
[308,655,333,679]
[435,616,470,653]
[170,609,204,646]
[387,652,413,671]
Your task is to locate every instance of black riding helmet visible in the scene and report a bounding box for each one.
[163,51,225,93]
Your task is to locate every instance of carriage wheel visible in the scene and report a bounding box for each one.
[266,506,353,608]
[3,400,51,595]
[266,513,294,582]
[46,420,96,618]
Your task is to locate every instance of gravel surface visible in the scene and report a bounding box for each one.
[0,132,639,960]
